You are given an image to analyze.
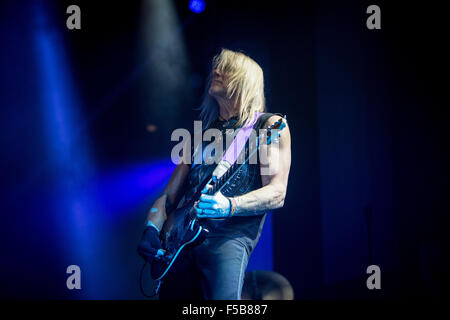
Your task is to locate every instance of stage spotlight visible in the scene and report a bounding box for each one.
[189,0,206,14]
[139,0,190,126]
[33,0,102,298]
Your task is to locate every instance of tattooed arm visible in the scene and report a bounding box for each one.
[195,115,291,219]
[231,115,291,216]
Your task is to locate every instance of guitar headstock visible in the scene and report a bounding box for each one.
[266,115,287,145]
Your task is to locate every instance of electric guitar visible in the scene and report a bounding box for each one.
[150,116,287,281]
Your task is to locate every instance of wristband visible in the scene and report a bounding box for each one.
[146,220,160,234]
[228,197,237,216]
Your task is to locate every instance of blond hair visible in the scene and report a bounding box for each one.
[199,49,266,128]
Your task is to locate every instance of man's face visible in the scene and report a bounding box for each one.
[208,69,227,98]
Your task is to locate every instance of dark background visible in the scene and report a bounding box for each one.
[0,0,448,299]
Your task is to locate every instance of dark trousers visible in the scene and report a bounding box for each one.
[158,236,251,300]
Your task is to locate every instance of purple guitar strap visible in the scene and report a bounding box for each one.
[222,112,263,166]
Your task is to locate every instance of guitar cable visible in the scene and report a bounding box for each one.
[139,262,162,298]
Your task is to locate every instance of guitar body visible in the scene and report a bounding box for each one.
[150,203,208,281]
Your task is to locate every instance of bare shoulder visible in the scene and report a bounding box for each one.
[262,114,290,139]
[263,114,284,129]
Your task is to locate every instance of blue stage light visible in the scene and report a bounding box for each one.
[33,0,104,298]
[93,160,175,217]
[189,0,206,14]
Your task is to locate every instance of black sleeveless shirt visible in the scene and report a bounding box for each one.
[180,113,277,252]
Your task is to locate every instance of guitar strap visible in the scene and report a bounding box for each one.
[177,112,266,207]
[212,112,263,179]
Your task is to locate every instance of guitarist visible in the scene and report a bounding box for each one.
[138,49,291,299]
